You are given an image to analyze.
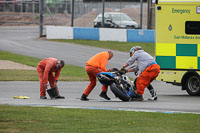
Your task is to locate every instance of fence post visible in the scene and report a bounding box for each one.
[101,0,105,27]
[39,0,44,37]
[71,0,74,27]
[147,0,152,29]
[140,0,143,29]
[32,0,35,23]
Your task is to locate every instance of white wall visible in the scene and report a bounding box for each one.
[46,26,73,39]
[99,28,127,42]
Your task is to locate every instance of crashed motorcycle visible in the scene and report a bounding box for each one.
[97,68,137,101]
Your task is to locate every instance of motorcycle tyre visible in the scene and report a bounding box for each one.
[110,83,131,101]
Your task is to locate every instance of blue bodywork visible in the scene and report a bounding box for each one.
[97,72,114,85]
[97,72,136,98]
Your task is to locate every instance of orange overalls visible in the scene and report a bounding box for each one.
[83,51,109,96]
[136,64,160,95]
[37,58,61,97]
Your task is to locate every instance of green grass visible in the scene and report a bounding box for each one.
[0,51,88,81]
[0,70,38,81]
[50,39,155,56]
[0,39,153,81]
[0,40,155,81]
[0,51,41,67]
[0,105,200,133]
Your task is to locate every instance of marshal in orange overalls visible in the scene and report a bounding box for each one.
[83,51,110,96]
[136,64,160,95]
[37,58,62,97]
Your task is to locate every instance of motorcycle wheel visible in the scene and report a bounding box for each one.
[110,83,130,101]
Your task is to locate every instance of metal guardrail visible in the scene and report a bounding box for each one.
[0,0,155,29]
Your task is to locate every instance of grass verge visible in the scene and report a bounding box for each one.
[0,105,200,133]
[0,40,154,81]
[0,51,88,81]
[50,39,155,56]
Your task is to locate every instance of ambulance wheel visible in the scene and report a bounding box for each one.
[185,75,200,96]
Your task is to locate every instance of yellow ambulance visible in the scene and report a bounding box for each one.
[154,0,200,95]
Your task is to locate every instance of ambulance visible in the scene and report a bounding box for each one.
[154,0,200,95]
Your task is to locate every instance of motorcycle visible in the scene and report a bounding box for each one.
[97,68,137,101]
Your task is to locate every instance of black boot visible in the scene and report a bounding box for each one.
[131,94,144,101]
[81,94,89,101]
[40,96,47,99]
[99,92,110,100]
[55,95,65,99]
[147,84,157,101]
[148,91,157,100]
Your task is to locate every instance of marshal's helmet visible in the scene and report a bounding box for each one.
[129,46,142,57]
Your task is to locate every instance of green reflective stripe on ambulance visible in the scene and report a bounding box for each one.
[156,56,176,69]
[176,44,197,56]
[198,57,200,69]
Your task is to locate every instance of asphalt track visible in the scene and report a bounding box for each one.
[0,26,200,114]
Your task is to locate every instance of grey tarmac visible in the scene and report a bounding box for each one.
[0,81,200,114]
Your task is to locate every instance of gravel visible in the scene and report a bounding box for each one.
[0,60,36,70]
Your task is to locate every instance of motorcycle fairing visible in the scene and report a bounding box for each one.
[97,72,115,85]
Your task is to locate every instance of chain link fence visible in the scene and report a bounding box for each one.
[0,0,154,29]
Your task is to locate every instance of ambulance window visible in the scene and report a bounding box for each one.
[185,21,200,34]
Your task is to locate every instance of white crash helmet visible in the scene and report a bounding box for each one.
[129,46,142,57]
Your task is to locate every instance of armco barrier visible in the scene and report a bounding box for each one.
[73,27,99,40]
[127,29,155,42]
[46,26,155,43]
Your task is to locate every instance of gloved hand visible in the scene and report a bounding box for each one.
[44,84,48,89]
[108,68,114,72]
[108,68,119,72]
[54,80,58,88]
[134,72,138,76]
[119,67,124,72]
[119,68,127,75]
